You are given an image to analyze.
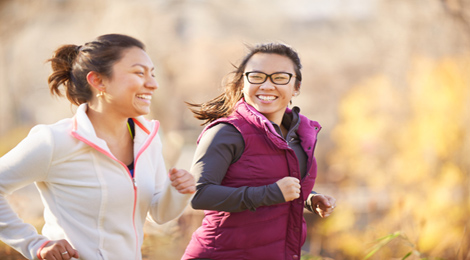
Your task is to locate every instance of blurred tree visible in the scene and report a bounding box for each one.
[324,55,470,259]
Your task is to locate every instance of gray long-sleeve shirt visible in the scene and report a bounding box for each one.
[191,107,318,213]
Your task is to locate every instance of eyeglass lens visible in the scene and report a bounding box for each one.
[246,72,292,85]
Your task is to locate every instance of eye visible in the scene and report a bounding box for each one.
[273,74,289,80]
[248,73,264,79]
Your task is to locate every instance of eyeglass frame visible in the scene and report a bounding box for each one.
[244,71,296,85]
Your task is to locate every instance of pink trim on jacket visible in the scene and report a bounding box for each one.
[36,240,50,260]
[70,116,160,260]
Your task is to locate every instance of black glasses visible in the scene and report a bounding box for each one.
[244,71,295,85]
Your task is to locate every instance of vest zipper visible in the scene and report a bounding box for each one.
[287,137,294,145]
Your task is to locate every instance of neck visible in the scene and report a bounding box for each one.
[86,105,129,140]
[280,124,288,138]
[266,113,284,128]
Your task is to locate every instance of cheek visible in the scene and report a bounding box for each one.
[287,84,297,96]
[242,82,250,96]
[242,81,257,95]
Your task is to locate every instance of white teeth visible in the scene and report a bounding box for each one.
[258,95,276,101]
[136,94,151,100]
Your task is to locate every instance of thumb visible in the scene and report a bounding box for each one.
[168,168,181,181]
[320,196,331,207]
[314,195,330,207]
[71,249,80,258]
[168,167,177,176]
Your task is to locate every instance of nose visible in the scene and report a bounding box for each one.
[259,80,276,90]
[145,75,158,89]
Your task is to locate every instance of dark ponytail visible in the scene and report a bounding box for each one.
[47,34,145,106]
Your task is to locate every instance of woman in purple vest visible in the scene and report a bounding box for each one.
[182,43,336,260]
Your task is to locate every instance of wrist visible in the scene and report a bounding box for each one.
[37,240,50,260]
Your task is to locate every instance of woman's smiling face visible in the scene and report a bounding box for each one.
[243,53,297,125]
[101,46,158,118]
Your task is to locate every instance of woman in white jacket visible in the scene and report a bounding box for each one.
[0,34,195,260]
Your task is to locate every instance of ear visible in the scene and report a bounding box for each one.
[293,82,301,96]
[86,71,105,92]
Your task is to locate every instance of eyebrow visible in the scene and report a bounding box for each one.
[132,63,155,71]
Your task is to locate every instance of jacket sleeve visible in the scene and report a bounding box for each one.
[0,125,53,259]
[147,133,193,224]
[190,124,285,212]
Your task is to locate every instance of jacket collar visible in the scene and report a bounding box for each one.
[236,99,279,135]
[71,104,159,153]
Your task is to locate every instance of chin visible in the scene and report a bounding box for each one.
[134,107,151,116]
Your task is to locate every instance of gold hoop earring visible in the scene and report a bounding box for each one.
[96,91,104,98]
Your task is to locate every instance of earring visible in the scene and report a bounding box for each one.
[96,91,104,98]
[293,91,299,97]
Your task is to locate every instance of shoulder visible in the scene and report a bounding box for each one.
[200,123,242,145]
[196,123,245,163]
[300,114,321,131]
[1,118,74,177]
[29,118,73,144]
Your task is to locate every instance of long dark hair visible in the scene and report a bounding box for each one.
[187,42,302,126]
[47,34,145,106]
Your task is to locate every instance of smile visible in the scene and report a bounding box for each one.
[136,94,152,100]
[257,95,277,101]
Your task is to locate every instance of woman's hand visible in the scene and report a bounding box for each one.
[169,168,196,194]
[39,239,79,260]
[276,176,301,202]
[311,193,336,218]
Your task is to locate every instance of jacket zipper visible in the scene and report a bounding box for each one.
[72,117,160,260]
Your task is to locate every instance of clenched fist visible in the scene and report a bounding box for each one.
[276,176,301,202]
[39,239,79,260]
[169,168,196,194]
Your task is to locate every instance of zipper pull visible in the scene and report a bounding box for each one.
[287,137,294,145]
[132,178,137,187]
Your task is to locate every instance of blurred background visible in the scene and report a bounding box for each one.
[1,0,469,259]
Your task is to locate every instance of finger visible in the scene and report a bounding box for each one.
[178,186,196,194]
[49,251,60,260]
[174,181,189,191]
[284,176,299,183]
[55,247,66,260]
[176,172,191,182]
[43,255,55,260]
[328,197,337,207]
[70,248,80,258]
[63,244,78,260]
[290,177,300,184]
[315,204,324,215]
[55,240,76,260]
[60,250,70,260]
[293,190,300,199]
[47,246,63,260]
[317,195,331,207]
[171,173,191,187]
[168,168,179,180]
[45,255,57,260]
[176,179,196,192]
[171,179,180,187]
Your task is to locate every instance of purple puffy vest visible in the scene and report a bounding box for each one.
[183,101,321,260]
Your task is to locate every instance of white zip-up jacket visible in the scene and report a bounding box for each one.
[0,104,192,260]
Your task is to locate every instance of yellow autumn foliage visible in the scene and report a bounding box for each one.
[325,55,470,259]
